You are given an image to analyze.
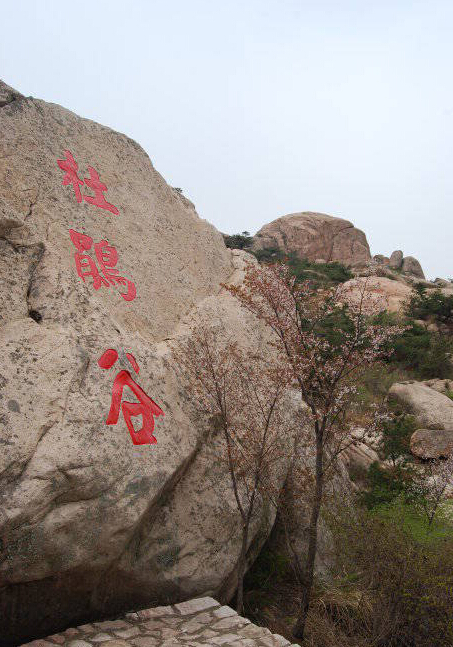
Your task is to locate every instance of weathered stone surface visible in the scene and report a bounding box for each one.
[213,606,237,619]
[252,212,371,266]
[341,276,412,313]
[389,381,453,430]
[402,255,425,279]
[0,81,297,643]
[174,598,219,616]
[373,254,390,266]
[410,429,453,459]
[342,440,379,474]
[389,250,403,270]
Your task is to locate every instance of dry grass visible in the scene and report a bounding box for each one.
[243,578,370,647]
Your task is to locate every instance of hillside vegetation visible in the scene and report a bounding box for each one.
[223,236,453,647]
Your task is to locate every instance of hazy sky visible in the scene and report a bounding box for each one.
[1,1,452,279]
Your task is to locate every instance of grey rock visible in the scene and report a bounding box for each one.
[389,381,453,429]
[389,250,403,270]
[252,212,371,266]
[0,80,297,643]
[410,429,453,459]
[402,256,425,279]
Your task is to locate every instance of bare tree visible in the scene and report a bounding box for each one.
[225,262,403,639]
[172,321,294,613]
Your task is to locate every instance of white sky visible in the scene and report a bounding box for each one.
[1,0,452,279]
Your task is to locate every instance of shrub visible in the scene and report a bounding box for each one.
[251,248,353,287]
[327,500,453,646]
[386,322,452,379]
[223,232,254,250]
[379,414,416,465]
[360,461,414,509]
[406,284,453,327]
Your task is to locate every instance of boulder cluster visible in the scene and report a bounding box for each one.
[373,249,425,279]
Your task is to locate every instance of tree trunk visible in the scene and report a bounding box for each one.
[292,431,324,640]
[236,525,249,614]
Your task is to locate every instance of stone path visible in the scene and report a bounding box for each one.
[21,597,299,647]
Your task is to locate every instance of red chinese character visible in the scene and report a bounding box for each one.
[84,166,119,215]
[98,349,164,445]
[69,230,136,301]
[69,229,109,290]
[57,150,84,203]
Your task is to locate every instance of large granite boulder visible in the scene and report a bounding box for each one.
[252,212,371,267]
[340,276,412,313]
[0,81,296,643]
[389,381,453,430]
[410,429,453,459]
[402,255,425,279]
[389,250,403,270]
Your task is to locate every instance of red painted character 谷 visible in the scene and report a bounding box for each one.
[98,349,164,445]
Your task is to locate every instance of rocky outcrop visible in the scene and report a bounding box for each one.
[252,212,371,267]
[342,440,380,473]
[0,81,297,643]
[341,276,412,313]
[389,250,403,270]
[389,381,453,430]
[410,429,453,459]
[372,250,425,280]
[402,256,425,279]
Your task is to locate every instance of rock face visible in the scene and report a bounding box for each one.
[342,440,379,473]
[389,250,403,270]
[410,429,453,459]
[252,212,371,267]
[389,382,453,430]
[0,81,297,643]
[341,276,412,313]
[372,250,425,280]
[402,256,425,279]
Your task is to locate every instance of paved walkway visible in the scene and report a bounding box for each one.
[21,597,298,647]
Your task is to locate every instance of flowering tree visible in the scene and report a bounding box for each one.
[225,262,404,639]
[172,321,294,613]
[411,455,453,527]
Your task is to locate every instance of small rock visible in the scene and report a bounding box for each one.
[174,597,219,615]
[93,621,130,631]
[114,627,141,638]
[179,620,204,633]
[137,605,175,619]
[209,634,243,645]
[92,634,115,642]
[212,615,248,630]
[130,638,159,647]
[212,606,236,619]
[261,634,291,646]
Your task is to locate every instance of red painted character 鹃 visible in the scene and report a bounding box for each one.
[98,349,164,445]
[69,229,136,301]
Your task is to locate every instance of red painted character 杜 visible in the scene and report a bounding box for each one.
[57,150,84,203]
[98,349,164,445]
[57,150,119,215]
[69,229,136,301]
